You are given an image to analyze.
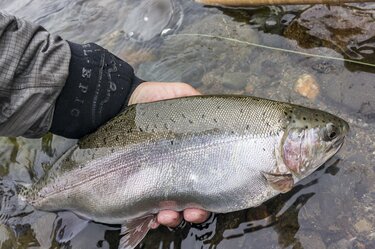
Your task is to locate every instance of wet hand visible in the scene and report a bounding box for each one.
[128,82,211,228]
[128,82,201,105]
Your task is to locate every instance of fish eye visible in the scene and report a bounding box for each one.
[323,123,338,141]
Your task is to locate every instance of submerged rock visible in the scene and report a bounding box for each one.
[298,232,326,249]
[294,74,320,100]
[222,72,249,90]
[284,5,375,61]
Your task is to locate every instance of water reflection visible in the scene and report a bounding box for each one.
[0,0,374,249]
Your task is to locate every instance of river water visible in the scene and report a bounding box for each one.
[0,0,374,248]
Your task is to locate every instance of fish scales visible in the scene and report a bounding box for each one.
[29,97,288,220]
[16,95,348,249]
[79,95,290,148]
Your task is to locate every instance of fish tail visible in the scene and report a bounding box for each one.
[0,177,27,225]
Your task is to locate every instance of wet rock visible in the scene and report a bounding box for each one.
[321,73,375,121]
[222,72,249,90]
[99,30,126,52]
[202,72,219,88]
[354,218,373,233]
[245,83,254,94]
[298,232,326,249]
[181,64,205,87]
[294,74,320,100]
[261,60,282,79]
[312,60,337,74]
[0,224,14,248]
[31,213,57,248]
[120,49,156,68]
[137,13,259,82]
[280,13,296,26]
[284,5,375,60]
[327,239,354,249]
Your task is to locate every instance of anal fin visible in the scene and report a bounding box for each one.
[262,171,294,193]
[119,215,157,249]
[55,211,89,243]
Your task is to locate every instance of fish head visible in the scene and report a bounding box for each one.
[281,106,349,179]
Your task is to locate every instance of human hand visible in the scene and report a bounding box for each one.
[128,82,201,105]
[128,82,211,228]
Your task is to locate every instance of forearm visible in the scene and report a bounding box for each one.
[0,12,70,138]
[50,42,143,139]
[0,13,143,139]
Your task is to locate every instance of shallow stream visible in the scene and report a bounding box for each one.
[0,1,374,248]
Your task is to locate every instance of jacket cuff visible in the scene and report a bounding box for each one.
[50,42,143,139]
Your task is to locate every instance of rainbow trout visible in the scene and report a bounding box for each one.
[2,95,349,249]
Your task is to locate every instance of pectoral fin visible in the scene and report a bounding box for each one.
[119,215,157,249]
[261,171,294,193]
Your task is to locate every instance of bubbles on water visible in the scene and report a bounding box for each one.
[123,0,183,42]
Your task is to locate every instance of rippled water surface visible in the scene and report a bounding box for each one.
[0,0,374,248]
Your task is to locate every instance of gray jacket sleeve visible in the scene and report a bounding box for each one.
[0,12,70,138]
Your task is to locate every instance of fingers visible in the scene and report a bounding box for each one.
[156,210,182,228]
[128,82,201,105]
[183,209,210,223]
[152,209,211,229]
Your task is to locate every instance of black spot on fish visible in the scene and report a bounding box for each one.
[213,118,218,123]
[164,123,169,129]
[246,125,250,130]
[263,148,266,151]
[182,114,186,118]
[115,135,120,141]
[303,117,307,120]
[284,111,288,115]
[170,118,176,123]
[288,116,292,119]
[170,140,174,145]
[305,126,309,129]
[240,109,244,113]
[138,127,143,132]
[202,114,205,119]
[292,120,296,123]
[217,106,221,110]
[315,119,319,122]
[189,120,193,124]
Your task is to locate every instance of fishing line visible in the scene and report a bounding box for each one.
[172,33,375,68]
